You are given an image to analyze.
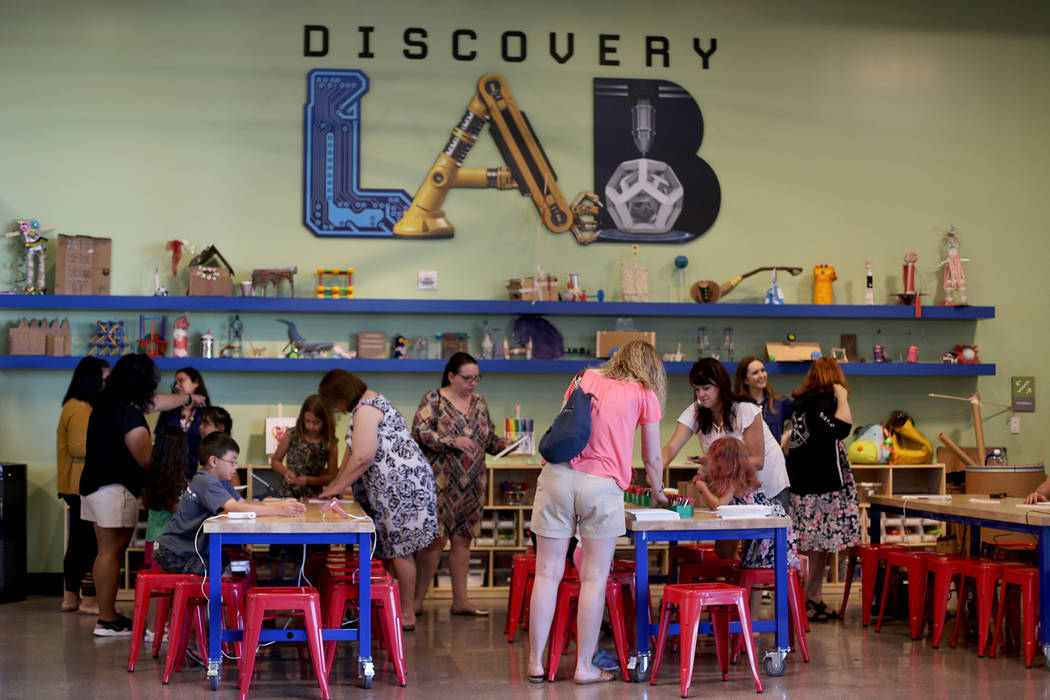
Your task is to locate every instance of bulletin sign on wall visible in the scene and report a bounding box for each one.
[301,25,721,245]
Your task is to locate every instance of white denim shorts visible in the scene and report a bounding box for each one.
[81,484,140,528]
[530,462,625,539]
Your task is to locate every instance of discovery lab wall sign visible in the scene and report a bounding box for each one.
[303,25,717,69]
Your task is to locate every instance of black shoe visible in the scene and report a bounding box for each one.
[94,613,133,637]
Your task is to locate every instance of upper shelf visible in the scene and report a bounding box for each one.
[0,295,995,319]
[0,356,996,376]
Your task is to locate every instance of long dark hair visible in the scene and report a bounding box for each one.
[441,352,478,388]
[689,358,735,435]
[173,366,211,404]
[94,353,159,411]
[62,356,109,405]
[733,356,778,412]
[142,426,188,512]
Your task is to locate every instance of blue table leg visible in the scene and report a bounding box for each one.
[629,531,652,682]
[1039,525,1050,659]
[870,507,882,545]
[774,527,788,651]
[970,524,982,557]
[357,533,374,687]
[207,534,223,690]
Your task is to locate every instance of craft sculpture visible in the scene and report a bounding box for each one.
[277,319,332,357]
[812,264,837,305]
[253,267,298,297]
[691,266,802,303]
[937,226,969,305]
[5,218,54,293]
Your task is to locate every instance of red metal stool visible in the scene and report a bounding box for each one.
[127,571,198,672]
[650,583,763,696]
[838,544,905,623]
[916,554,972,647]
[323,578,406,686]
[875,551,941,638]
[161,577,247,684]
[730,566,809,662]
[950,559,1008,656]
[238,586,330,700]
[545,576,633,682]
[990,566,1040,667]
[505,553,536,642]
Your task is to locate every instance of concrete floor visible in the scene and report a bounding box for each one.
[1,588,1047,699]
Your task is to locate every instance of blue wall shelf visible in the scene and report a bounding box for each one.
[0,356,997,376]
[0,295,995,320]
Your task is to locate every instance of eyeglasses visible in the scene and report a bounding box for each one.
[457,373,481,383]
[215,457,238,467]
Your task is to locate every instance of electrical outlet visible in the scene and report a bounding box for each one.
[1010,416,1021,434]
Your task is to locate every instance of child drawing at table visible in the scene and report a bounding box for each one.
[153,433,305,575]
[270,395,338,499]
[141,426,189,569]
[693,437,802,575]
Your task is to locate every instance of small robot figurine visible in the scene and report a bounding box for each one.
[5,218,55,293]
[937,226,969,305]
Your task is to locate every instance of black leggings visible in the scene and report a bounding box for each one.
[60,494,97,596]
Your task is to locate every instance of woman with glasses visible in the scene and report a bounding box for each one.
[411,352,508,617]
[661,358,791,514]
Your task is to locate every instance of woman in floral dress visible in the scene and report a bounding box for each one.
[318,369,439,630]
[411,353,507,617]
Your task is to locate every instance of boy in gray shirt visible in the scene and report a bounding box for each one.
[154,433,305,575]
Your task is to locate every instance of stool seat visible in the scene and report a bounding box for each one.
[651,583,763,696]
[239,586,329,700]
[990,566,1040,667]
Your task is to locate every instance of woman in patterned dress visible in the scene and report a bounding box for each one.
[411,353,508,617]
[785,357,861,621]
[318,369,439,630]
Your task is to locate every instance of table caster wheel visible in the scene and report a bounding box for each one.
[764,654,786,677]
[363,675,373,689]
[1043,645,1050,670]
[209,674,221,691]
[628,653,651,682]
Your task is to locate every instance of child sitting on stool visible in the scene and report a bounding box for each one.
[153,433,305,575]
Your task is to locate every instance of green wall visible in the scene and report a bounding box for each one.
[1,0,1048,573]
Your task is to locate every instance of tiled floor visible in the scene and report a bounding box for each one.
[1,589,1046,699]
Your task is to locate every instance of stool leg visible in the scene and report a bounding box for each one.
[152,593,171,658]
[789,571,810,663]
[950,579,970,649]
[839,546,858,620]
[930,571,954,648]
[127,581,154,671]
[861,555,880,627]
[734,597,764,694]
[162,586,190,684]
[1021,580,1037,667]
[976,573,996,656]
[323,588,349,677]
[546,585,572,683]
[712,608,730,680]
[605,583,631,681]
[302,598,331,700]
[238,597,261,700]
[505,562,528,642]
[649,598,671,686]
[678,599,703,699]
[907,564,926,640]
[990,581,1009,659]
[875,566,895,633]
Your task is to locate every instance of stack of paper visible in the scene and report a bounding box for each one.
[715,504,773,519]
[625,508,680,521]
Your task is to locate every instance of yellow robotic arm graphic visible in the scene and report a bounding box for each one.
[393,73,601,244]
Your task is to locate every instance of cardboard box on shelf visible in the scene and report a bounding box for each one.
[8,318,71,355]
[357,332,388,359]
[596,331,656,358]
[507,275,558,301]
[187,245,234,297]
[55,234,111,295]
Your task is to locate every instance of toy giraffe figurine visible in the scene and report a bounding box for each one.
[5,218,55,293]
[937,226,970,305]
[812,264,837,304]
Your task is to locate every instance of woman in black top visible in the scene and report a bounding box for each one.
[785,358,861,621]
[79,354,206,636]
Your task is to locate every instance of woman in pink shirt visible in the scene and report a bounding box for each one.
[527,340,667,685]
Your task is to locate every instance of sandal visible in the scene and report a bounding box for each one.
[806,599,834,622]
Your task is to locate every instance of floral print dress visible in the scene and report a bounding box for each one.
[731,490,801,571]
[347,394,439,559]
[412,390,507,540]
[277,427,329,499]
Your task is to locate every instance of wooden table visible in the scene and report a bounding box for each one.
[625,510,793,680]
[868,494,1050,668]
[202,501,376,690]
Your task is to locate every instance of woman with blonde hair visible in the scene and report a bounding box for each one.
[527,340,666,684]
[786,357,860,621]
